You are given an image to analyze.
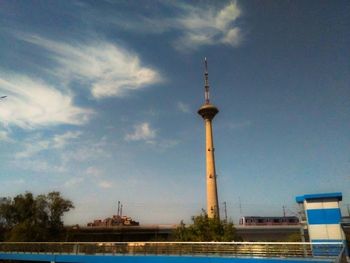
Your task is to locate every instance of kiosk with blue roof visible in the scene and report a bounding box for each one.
[296,192,347,257]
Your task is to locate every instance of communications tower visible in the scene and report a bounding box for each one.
[198,58,220,219]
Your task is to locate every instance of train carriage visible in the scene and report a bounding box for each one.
[239,216,299,225]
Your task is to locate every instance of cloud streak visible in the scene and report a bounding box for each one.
[52,131,82,149]
[224,120,252,130]
[15,131,82,159]
[12,133,110,178]
[61,136,110,163]
[0,74,93,129]
[125,122,156,143]
[0,130,9,141]
[101,1,243,51]
[86,166,104,177]
[177,101,191,113]
[12,159,66,173]
[98,180,113,189]
[173,1,242,50]
[18,34,161,99]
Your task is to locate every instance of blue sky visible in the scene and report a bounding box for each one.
[0,0,349,225]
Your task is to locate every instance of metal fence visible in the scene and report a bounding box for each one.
[0,242,344,259]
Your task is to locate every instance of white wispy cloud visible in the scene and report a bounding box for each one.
[125,122,157,142]
[102,1,242,51]
[0,130,9,141]
[98,180,113,189]
[86,166,104,177]
[65,177,85,188]
[52,131,82,148]
[0,73,93,129]
[156,138,180,151]
[65,169,112,189]
[12,159,66,173]
[15,131,82,159]
[1,179,26,189]
[17,34,161,99]
[15,139,50,159]
[124,122,179,149]
[177,101,191,113]
[226,120,252,130]
[61,136,110,163]
[12,179,25,185]
[12,133,107,175]
[173,1,242,50]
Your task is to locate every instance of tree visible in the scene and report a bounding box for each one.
[0,191,74,241]
[47,191,74,238]
[0,198,8,241]
[174,210,241,241]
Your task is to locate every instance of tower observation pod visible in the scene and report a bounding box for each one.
[198,58,220,219]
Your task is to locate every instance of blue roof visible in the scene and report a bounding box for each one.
[296,192,342,203]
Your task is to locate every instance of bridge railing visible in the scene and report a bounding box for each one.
[0,242,344,259]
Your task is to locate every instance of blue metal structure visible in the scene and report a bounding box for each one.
[296,192,348,259]
[0,242,345,263]
[0,253,339,263]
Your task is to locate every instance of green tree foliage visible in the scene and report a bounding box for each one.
[174,210,241,241]
[0,191,74,241]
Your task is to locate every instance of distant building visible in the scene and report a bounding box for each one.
[87,214,139,227]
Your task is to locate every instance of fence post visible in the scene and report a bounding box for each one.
[73,243,79,255]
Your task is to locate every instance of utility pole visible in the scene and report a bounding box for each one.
[223,201,228,222]
[283,205,286,217]
[238,197,242,215]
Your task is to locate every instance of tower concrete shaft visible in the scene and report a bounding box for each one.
[198,58,220,219]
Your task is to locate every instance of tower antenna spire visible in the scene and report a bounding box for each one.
[204,57,210,104]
